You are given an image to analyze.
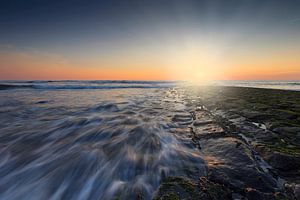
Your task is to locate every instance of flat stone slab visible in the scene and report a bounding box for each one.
[200,137,279,194]
[193,123,225,138]
[194,111,213,121]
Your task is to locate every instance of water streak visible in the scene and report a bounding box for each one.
[0,86,205,200]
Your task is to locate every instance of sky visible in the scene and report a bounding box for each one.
[0,0,300,81]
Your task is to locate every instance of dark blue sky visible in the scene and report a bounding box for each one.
[1,0,300,49]
[0,0,300,80]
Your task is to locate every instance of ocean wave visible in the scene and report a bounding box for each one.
[34,85,172,90]
[0,83,175,90]
[1,80,177,84]
[0,84,34,90]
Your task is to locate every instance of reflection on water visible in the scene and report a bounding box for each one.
[0,87,205,200]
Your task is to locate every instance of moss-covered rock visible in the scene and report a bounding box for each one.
[153,177,201,200]
[182,86,300,197]
[153,176,232,200]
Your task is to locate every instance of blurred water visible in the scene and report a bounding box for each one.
[0,82,205,200]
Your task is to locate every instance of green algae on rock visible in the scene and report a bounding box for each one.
[153,176,232,200]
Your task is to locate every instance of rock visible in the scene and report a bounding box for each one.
[193,120,214,126]
[274,110,298,120]
[201,137,278,193]
[266,152,300,172]
[294,184,300,200]
[36,100,49,104]
[185,85,300,199]
[284,183,300,200]
[193,122,225,139]
[198,177,232,200]
[171,114,193,125]
[244,188,275,200]
[241,111,272,122]
[232,193,245,200]
[153,177,201,200]
[255,148,300,183]
[154,176,232,200]
[273,127,300,134]
[194,111,213,121]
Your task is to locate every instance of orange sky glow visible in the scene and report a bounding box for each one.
[1,46,299,81]
[1,1,300,81]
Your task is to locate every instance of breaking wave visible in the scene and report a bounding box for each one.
[0,81,177,90]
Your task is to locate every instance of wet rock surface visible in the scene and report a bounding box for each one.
[169,86,300,199]
[155,86,299,199]
[201,137,278,193]
[154,176,232,200]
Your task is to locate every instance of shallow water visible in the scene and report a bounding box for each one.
[0,85,206,199]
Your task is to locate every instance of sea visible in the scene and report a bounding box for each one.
[0,80,203,200]
[0,80,299,199]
